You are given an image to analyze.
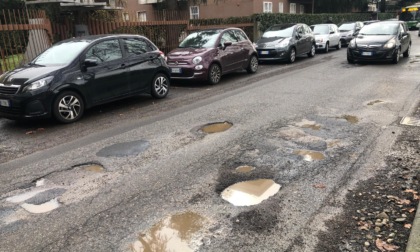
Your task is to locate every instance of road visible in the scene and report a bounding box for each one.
[1,32,420,252]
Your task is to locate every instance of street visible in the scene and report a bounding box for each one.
[1,31,420,252]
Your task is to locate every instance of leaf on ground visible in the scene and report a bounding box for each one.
[404,189,420,200]
[25,131,35,135]
[376,238,400,251]
[357,221,371,231]
[404,223,412,229]
[313,184,326,189]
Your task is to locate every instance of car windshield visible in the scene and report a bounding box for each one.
[358,23,398,35]
[262,25,294,38]
[179,30,221,48]
[32,41,90,66]
[311,25,329,35]
[339,23,355,31]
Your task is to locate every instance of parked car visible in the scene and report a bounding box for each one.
[255,23,316,63]
[0,34,170,123]
[347,21,411,64]
[166,28,258,85]
[339,21,364,46]
[310,24,341,52]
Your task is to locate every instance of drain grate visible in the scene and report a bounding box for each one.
[400,116,420,127]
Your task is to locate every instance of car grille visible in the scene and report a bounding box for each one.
[0,84,19,95]
[0,105,21,114]
[167,61,189,65]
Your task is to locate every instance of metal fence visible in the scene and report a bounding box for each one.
[0,9,52,74]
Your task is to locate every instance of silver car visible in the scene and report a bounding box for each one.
[310,24,341,53]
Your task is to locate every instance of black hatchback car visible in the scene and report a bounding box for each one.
[0,34,170,123]
[255,23,316,63]
[347,21,411,64]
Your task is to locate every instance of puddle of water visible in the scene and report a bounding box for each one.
[235,165,255,173]
[342,115,359,124]
[367,100,384,106]
[84,164,105,172]
[294,150,325,161]
[131,212,205,252]
[221,179,281,206]
[295,119,321,130]
[400,116,420,126]
[6,188,49,203]
[21,198,60,214]
[201,122,233,134]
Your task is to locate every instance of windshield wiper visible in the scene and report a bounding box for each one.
[27,62,45,67]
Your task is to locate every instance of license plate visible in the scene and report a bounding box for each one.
[362,51,372,56]
[171,67,182,73]
[0,99,10,107]
[260,51,269,55]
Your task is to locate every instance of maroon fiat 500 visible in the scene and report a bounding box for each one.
[167,28,258,84]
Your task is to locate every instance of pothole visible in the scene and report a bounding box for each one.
[400,116,420,126]
[235,165,255,173]
[367,100,384,106]
[341,115,359,124]
[96,140,150,157]
[200,121,233,134]
[294,149,325,161]
[221,179,281,206]
[21,198,60,214]
[131,212,206,252]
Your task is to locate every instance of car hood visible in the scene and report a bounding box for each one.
[167,48,212,59]
[0,65,63,85]
[256,37,289,47]
[314,34,329,40]
[354,35,395,45]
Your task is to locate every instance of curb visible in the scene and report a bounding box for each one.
[406,199,420,252]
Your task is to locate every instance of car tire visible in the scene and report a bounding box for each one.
[53,91,84,123]
[336,40,341,50]
[403,44,411,58]
[308,44,315,57]
[347,57,354,64]
[151,73,170,99]
[324,42,329,53]
[288,48,296,63]
[208,63,221,85]
[392,47,400,64]
[246,54,258,74]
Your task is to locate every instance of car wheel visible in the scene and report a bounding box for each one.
[392,47,400,64]
[308,44,315,57]
[151,73,169,99]
[336,40,341,50]
[347,57,354,64]
[288,48,296,63]
[324,42,329,53]
[208,63,221,85]
[53,91,84,123]
[246,55,258,74]
[403,44,411,58]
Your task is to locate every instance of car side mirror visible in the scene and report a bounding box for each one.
[353,31,359,36]
[223,41,232,49]
[84,58,98,68]
[295,34,300,40]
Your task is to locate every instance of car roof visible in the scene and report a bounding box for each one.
[56,34,149,45]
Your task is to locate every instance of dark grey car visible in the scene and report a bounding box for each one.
[255,23,316,63]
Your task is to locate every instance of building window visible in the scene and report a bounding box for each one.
[290,3,296,14]
[279,2,284,13]
[190,6,199,19]
[123,12,129,21]
[137,11,147,21]
[300,5,304,14]
[263,2,273,13]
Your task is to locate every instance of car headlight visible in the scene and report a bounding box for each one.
[275,38,291,48]
[384,39,396,49]
[316,38,323,43]
[349,39,356,48]
[24,76,53,92]
[192,56,202,65]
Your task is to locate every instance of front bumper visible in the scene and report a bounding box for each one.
[0,90,53,120]
[316,42,327,50]
[167,63,208,81]
[256,48,289,61]
[347,47,396,62]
